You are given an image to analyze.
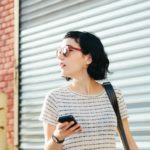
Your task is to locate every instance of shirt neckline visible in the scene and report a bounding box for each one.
[66,86,105,97]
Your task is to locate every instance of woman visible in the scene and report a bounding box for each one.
[39,31,138,150]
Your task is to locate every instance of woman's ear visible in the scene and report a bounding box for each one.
[86,54,92,65]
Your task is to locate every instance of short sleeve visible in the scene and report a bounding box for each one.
[115,89,128,120]
[39,92,58,126]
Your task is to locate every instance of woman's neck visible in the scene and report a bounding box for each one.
[69,78,103,95]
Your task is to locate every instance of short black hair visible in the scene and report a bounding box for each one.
[64,31,109,81]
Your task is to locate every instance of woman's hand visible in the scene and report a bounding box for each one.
[53,121,82,141]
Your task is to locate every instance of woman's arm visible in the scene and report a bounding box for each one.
[43,121,81,150]
[43,123,62,150]
[117,118,138,150]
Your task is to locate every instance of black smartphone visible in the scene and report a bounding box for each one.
[58,115,77,127]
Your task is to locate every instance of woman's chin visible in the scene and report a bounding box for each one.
[60,71,68,77]
[60,72,72,78]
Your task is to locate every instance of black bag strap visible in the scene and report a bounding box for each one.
[103,82,130,150]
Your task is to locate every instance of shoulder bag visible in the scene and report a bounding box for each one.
[103,82,130,150]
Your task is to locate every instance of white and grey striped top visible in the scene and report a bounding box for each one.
[39,86,128,150]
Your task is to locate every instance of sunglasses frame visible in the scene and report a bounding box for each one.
[57,45,81,57]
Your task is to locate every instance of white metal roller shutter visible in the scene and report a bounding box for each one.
[19,0,150,149]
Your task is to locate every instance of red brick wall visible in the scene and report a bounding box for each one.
[0,0,15,146]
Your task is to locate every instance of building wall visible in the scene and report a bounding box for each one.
[1,0,150,150]
[0,0,15,149]
[19,0,150,150]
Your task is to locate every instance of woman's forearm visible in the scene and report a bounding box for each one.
[44,138,62,150]
[127,132,138,150]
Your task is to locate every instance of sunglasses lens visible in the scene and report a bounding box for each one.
[63,47,69,56]
[56,49,61,57]
[56,46,70,57]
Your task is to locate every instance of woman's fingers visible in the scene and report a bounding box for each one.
[55,121,82,139]
[57,122,68,130]
[69,123,81,132]
[64,121,75,130]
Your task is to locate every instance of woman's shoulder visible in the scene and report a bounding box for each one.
[111,85,125,101]
[43,86,69,104]
[46,85,68,97]
[103,82,123,96]
[113,87,123,95]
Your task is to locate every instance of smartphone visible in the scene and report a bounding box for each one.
[58,115,77,127]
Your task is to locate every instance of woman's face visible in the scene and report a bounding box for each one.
[57,38,91,79]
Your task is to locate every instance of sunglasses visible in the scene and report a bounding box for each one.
[56,45,81,57]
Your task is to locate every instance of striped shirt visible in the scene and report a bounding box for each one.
[39,86,128,150]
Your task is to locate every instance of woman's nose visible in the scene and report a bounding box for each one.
[57,51,65,60]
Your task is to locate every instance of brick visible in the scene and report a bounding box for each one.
[1,0,9,5]
[6,21,12,27]
[0,6,4,12]
[8,67,14,74]
[0,64,4,69]
[0,75,3,81]
[7,137,13,144]
[5,38,14,45]
[4,74,14,80]
[7,132,11,139]
[5,86,13,93]
[0,78,2,82]
[6,56,11,62]
[0,40,5,47]
[0,82,7,88]
[4,26,14,33]
[8,119,14,125]
[10,106,14,112]
[0,16,3,21]
[7,81,14,88]
[6,38,14,45]
[7,44,13,50]
[7,112,14,119]
[0,52,5,57]
[0,69,7,75]
[8,98,13,106]
[1,34,8,40]
[7,105,13,112]
[5,14,14,22]
[5,22,9,28]
[1,22,7,29]
[8,32,14,38]
[4,62,13,69]
[10,20,14,26]
[8,90,13,99]
[5,50,14,57]
[10,131,14,138]
[2,57,6,63]
[0,29,5,36]
[4,2,14,10]
[7,125,13,133]
[7,84,14,91]
[0,46,10,51]
[11,55,15,60]
[1,23,7,28]
[0,58,4,63]
[9,8,14,14]
[1,11,9,17]
[7,107,14,114]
